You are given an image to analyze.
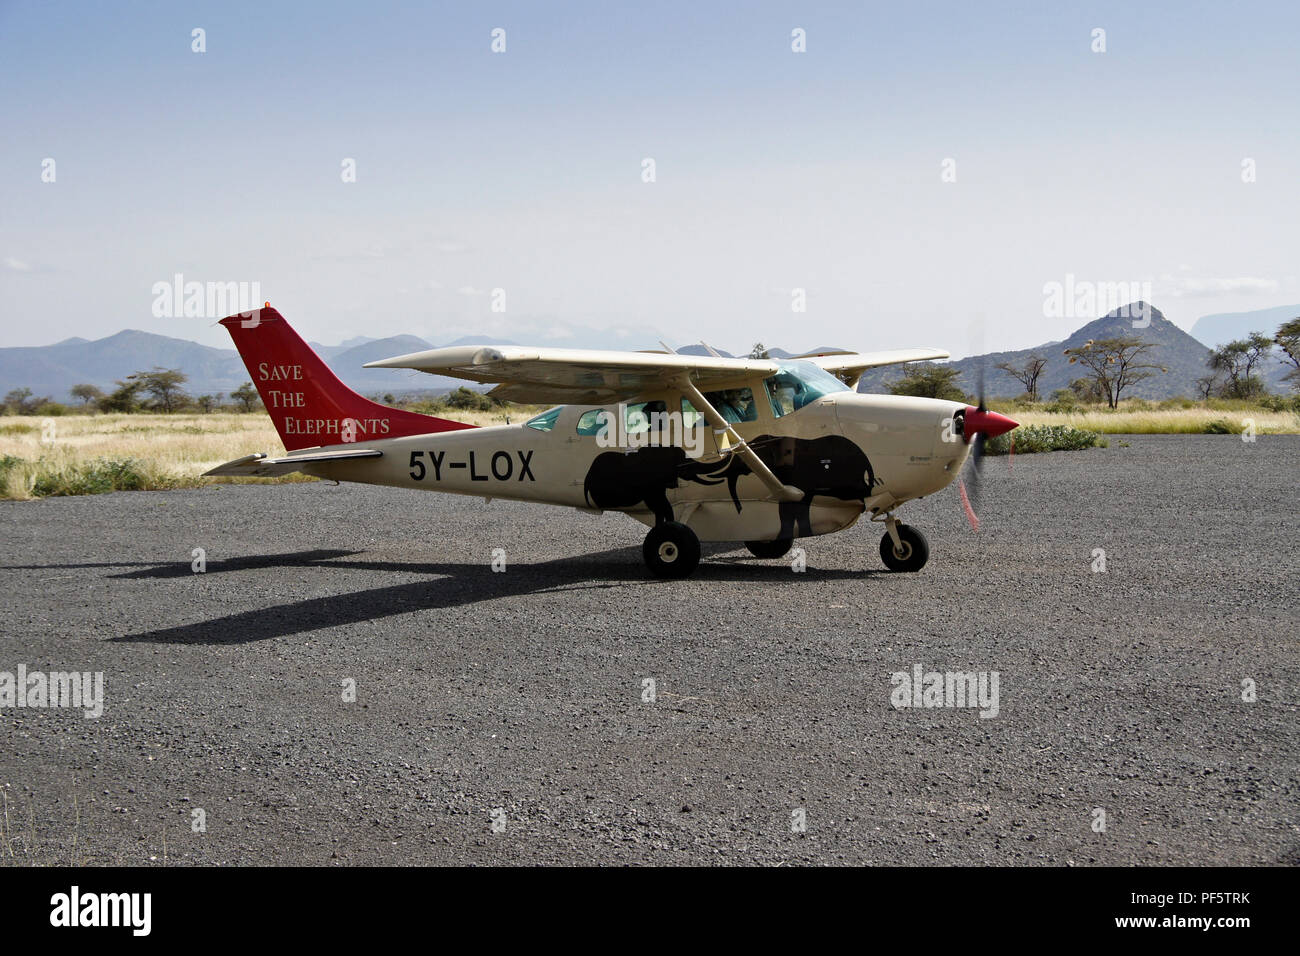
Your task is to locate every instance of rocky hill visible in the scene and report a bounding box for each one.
[857,303,1290,399]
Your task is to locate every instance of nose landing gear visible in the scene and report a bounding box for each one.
[879,515,929,572]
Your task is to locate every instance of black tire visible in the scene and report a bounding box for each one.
[879,524,929,572]
[643,522,701,578]
[745,538,793,559]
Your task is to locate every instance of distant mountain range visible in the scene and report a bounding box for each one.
[0,331,522,401]
[1188,304,1298,349]
[2,303,1294,402]
[856,303,1294,399]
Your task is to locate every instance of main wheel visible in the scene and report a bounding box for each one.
[879,524,929,572]
[643,522,701,578]
[745,538,792,559]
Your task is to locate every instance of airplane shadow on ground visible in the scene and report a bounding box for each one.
[3,546,879,646]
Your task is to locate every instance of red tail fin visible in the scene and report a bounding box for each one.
[218,306,476,451]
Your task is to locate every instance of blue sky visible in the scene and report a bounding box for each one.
[2,0,1297,356]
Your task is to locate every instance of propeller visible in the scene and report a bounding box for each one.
[957,332,1017,531]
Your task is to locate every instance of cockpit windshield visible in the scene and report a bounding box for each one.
[763,360,850,417]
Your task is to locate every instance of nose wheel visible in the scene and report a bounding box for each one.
[643,521,701,578]
[879,521,929,572]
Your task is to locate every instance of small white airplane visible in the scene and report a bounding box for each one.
[206,307,1017,577]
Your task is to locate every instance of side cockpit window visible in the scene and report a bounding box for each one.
[525,406,562,431]
[764,361,849,417]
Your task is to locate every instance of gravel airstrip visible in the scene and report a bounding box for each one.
[0,435,1296,865]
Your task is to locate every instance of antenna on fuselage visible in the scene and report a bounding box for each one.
[700,341,722,358]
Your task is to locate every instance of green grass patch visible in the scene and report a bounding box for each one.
[1201,419,1240,435]
[0,454,322,499]
[0,454,25,482]
[0,457,197,499]
[985,425,1107,456]
[30,458,183,497]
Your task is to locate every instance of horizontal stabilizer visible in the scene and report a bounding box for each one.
[203,448,382,478]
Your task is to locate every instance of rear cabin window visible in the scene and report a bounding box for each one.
[576,401,669,437]
[679,399,706,431]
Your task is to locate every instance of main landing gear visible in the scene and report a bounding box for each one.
[643,521,701,578]
[744,538,793,559]
[641,516,930,576]
[878,515,929,572]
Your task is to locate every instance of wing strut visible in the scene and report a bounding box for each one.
[675,378,803,503]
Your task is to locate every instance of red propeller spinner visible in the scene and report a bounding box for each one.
[957,404,1019,532]
[961,406,1019,441]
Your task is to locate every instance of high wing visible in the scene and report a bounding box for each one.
[364,343,950,402]
[794,348,951,389]
[365,345,778,404]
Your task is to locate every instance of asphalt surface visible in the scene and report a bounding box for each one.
[0,434,1296,865]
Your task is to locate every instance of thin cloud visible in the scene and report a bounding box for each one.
[1164,276,1279,297]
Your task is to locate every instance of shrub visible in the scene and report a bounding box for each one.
[1257,394,1300,413]
[443,387,497,411]
[1044,391,1080,413]
[1201,419,1238,435]
[0,455,29,499]
[984,424,1107,456]
[404,399,445,415]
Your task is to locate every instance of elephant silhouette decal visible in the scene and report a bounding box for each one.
[583,434,877,539]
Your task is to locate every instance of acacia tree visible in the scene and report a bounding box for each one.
[70,384,104,408]
[98,379,145,413]
[994,354,1048,401]
[1062,337,1165,409]
[888,363,969,402]
[230,382,260,412]
[130,367,189,413]
[1194,374,1219,400]
[4,387,36,414]
[1208,333,1273,399]
[1275,317,1300,391]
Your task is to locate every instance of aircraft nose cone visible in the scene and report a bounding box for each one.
[963,406,1018,441]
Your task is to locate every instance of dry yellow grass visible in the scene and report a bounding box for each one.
[1004,407,1299,434]
[0,414,286,478]
[0,402,1294,500]
[0,410,526,473]
[0,409,533,499]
